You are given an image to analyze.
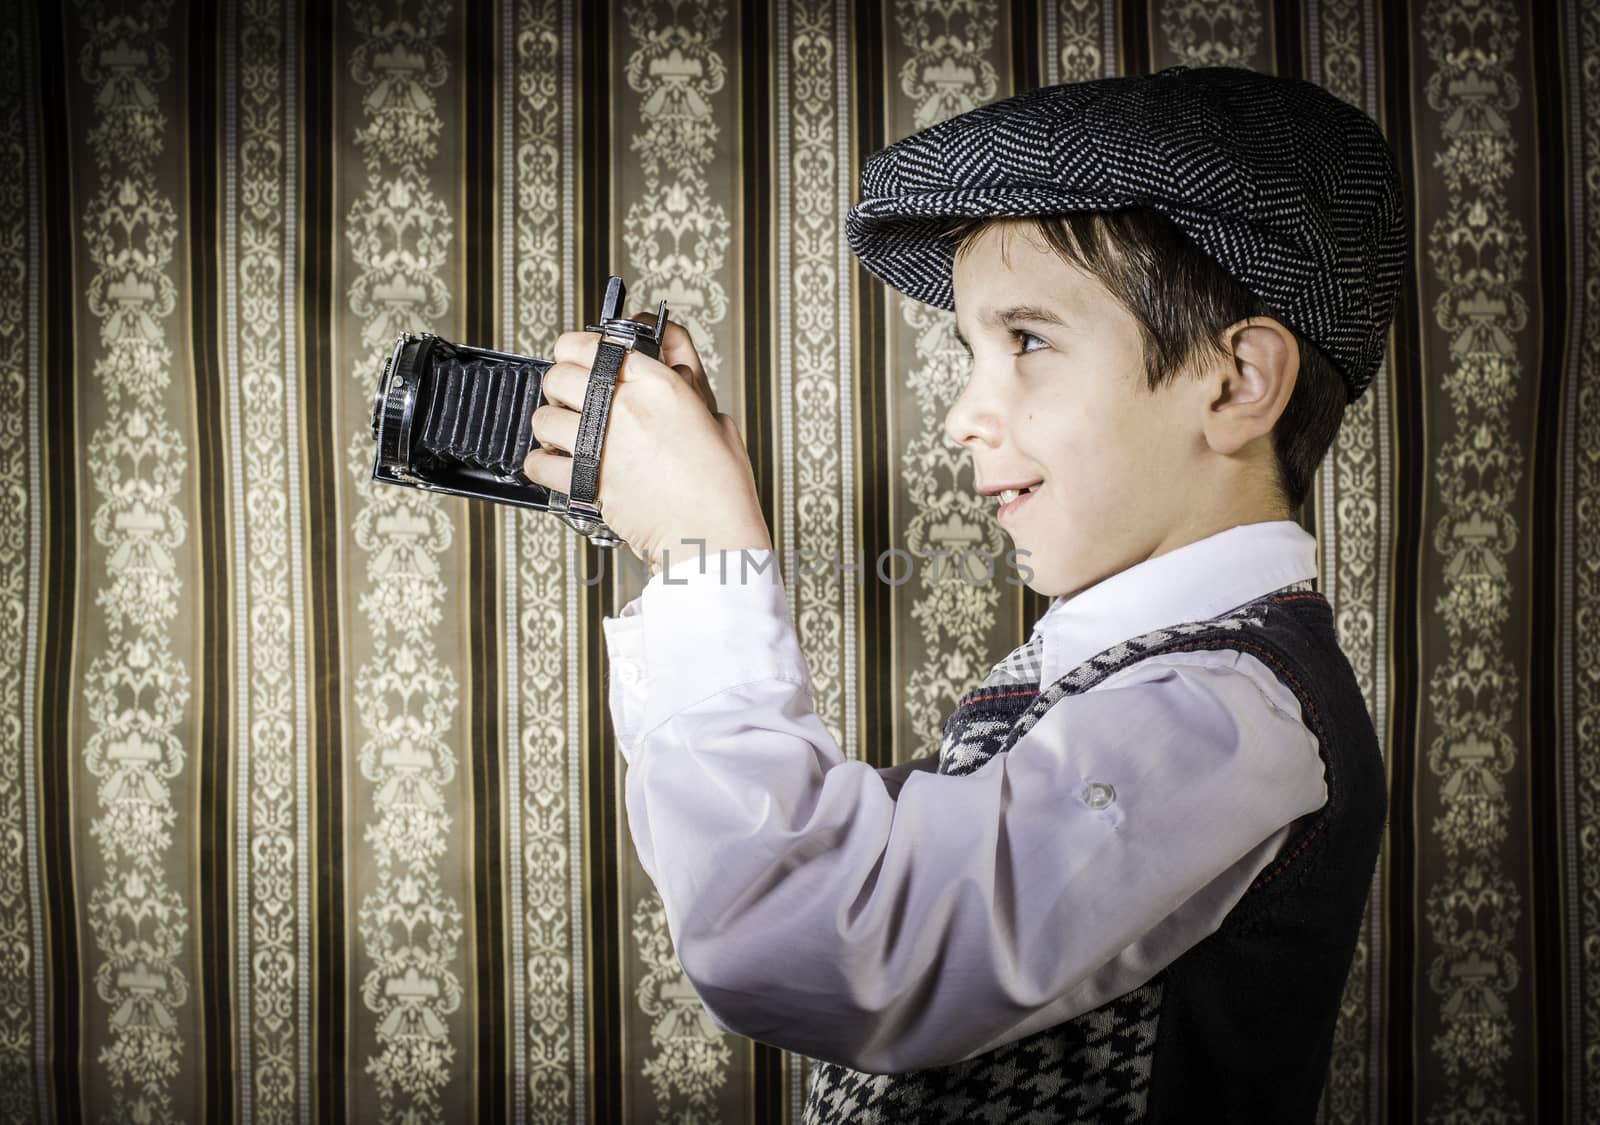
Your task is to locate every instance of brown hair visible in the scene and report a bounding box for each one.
[946,209,1347,512]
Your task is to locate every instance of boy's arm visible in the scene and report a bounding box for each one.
[602,549,1327,1075]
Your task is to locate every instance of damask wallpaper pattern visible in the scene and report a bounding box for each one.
[2,0,1595,1122]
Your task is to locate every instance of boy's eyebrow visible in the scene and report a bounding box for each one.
[953,304,1070,354]
[989,304,1069,329]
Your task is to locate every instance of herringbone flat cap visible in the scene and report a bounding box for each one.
[847,64,1407,401]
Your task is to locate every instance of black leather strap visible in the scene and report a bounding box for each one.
[566,336,628,510]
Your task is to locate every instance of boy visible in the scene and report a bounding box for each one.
[523,64,1400,1123]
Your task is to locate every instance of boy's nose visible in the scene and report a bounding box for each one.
[943,376,1002,449]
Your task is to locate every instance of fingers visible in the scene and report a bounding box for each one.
[529,401,580,452]
[546,328,708,413]
[537,358,591,411]
[560,307,700,369]
[524,365,582,491]
[547,328,669,400]
[550,331,599,367]
[521,446,573,495]
[544,318,717,423]
[550,321,689,368]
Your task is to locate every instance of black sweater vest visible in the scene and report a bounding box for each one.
[803,590,1389,1124]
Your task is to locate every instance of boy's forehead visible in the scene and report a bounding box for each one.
[960,217,1057,263]
[952,231,1100,323]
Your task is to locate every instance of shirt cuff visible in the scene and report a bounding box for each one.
[601,592,647,754]
[602,548,811,751]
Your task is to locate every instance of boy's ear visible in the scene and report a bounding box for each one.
[1201,317,1299,456]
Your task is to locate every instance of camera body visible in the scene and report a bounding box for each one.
[369,276,665,548]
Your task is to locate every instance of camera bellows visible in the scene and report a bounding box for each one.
[368,274,661,547]
[416,355,545,478]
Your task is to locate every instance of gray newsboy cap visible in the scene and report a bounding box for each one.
[847,64,1408,402]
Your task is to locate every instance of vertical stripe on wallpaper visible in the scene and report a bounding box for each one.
[850,0,894,782]
[460,0,509,1117]
[610,4,746,1120]
[560,7,587,1119]
[186,1,236,1116]
[338,1,468,1119]
[574,8,621,1120]
[0,7,43,1123]
[1569,1,1600,1119]
[1305,1,1390,1122]
[1527,2,1577,1118]
[71,0,197,1119]
[775,0,854,1115]
[504,0,584,1120]
[498,0,526,1119]
[283,0,315,1107]
[299,0,349,1113]
[737,3,784,1118]
[499,0,527,1114]
[1413,1,1534,1120]
[1377,1,1427,1117]
[879,2,1015,767]
[35,0,83,1115]
[225,0,309,1119]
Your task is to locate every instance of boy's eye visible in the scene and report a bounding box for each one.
[1012,329,1049,355]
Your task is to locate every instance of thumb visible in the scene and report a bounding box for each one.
[629,312,717,413]
[654,318,705,379]
[657,321,715,411]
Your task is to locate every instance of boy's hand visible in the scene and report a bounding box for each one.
[523,315,772,572]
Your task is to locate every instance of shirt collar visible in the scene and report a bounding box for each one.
[1033,520,1318,685]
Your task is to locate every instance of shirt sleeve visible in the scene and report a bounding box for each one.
[600,549,1328,1074]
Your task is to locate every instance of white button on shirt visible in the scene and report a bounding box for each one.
[601,520,1328,1074]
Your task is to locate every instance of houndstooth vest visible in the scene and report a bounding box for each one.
[802,583,1387,1124]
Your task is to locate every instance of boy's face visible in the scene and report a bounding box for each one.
[946,219,1219,600]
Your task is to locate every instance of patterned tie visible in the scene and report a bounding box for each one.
[976,629,1045,690]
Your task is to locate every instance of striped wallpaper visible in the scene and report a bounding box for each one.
[2,0,1596,1121]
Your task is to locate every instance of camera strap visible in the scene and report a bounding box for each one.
[549,333,630,535]
[569,336,626,505]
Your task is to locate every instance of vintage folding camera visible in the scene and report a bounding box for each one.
[369,276,666,548]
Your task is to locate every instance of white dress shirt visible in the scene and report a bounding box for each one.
[601,520,1328,1074]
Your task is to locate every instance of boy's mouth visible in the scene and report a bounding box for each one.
[995,482,1042,506]
[994,482,1042,523]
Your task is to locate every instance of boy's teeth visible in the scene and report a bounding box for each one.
[999,488,1021,505]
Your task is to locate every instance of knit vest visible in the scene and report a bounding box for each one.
[803,587,1388,1124]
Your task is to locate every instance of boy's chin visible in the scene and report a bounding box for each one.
[1012,560,1072,600]
[1021,546,1124,602]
